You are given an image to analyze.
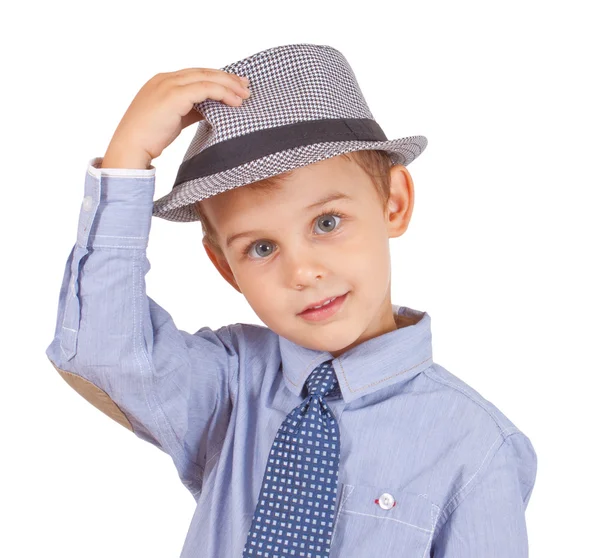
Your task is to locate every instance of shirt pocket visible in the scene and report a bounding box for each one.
[330,482,436,557]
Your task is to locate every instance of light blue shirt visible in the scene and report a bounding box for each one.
[45,157,537,557]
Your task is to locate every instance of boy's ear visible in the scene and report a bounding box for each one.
[202,239,242,293]
[385,164,415,238]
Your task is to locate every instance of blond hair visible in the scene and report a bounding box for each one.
[192,149,394,256]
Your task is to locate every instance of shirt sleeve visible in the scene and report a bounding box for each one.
[431,431,538,557]
[45,157,239,499]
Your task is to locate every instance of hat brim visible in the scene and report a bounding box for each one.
[152,135,427,223]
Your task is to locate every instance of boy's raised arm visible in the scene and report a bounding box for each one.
[44,157,240,497]
[45,69,251,497]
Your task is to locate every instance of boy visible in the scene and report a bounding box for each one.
[46,44,537,557]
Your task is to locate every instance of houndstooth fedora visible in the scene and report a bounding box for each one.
[152,43,428,223]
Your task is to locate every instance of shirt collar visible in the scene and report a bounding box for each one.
[278,305,433,404]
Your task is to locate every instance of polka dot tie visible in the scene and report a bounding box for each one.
[242,359,342,557]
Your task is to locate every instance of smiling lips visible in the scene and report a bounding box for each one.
[301,294,343,313]
[298,292,349,321]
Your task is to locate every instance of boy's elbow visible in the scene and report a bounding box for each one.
[48,357,134,432]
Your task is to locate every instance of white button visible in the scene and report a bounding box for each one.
[377,492,396,510]
[82,195,94,212]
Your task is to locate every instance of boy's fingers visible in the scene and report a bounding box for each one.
[178,80,249,111]
[161,69,250,101]
[164,67,248,90]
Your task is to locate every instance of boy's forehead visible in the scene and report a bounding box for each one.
[214,155,361,205]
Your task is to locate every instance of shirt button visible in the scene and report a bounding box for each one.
[82,195,94,212]
[377,492,396,510]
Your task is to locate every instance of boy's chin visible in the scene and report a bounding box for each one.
[284,325,360,355]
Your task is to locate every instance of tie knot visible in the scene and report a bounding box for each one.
[305,360,339,398]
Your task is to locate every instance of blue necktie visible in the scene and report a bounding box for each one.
[242,359,342,557]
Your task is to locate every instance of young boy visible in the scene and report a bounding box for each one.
[45,44,537,557]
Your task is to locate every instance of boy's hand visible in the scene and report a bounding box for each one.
[101,68,251,169]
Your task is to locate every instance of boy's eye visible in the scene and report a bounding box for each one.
[242,211,343,260]
[245,240,275,259]
[315,213,340,234]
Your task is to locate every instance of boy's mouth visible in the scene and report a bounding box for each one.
[298,292,349,321]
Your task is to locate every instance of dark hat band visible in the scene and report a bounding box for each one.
[172,117,388,189]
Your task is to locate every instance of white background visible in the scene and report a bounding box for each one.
[2,0,598,555]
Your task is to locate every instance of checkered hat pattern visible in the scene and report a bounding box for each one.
[152,43,428,222]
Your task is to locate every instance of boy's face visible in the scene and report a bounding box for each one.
[201,154,414,358]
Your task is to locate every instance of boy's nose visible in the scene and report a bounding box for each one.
[284,246,329,288]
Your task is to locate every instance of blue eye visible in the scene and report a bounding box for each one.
[314,212,341,234]
[242,210,344,260]
[243,239,275,259]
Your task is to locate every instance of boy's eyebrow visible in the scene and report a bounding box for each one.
[304,191,352,210]
[225,191,353,248]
